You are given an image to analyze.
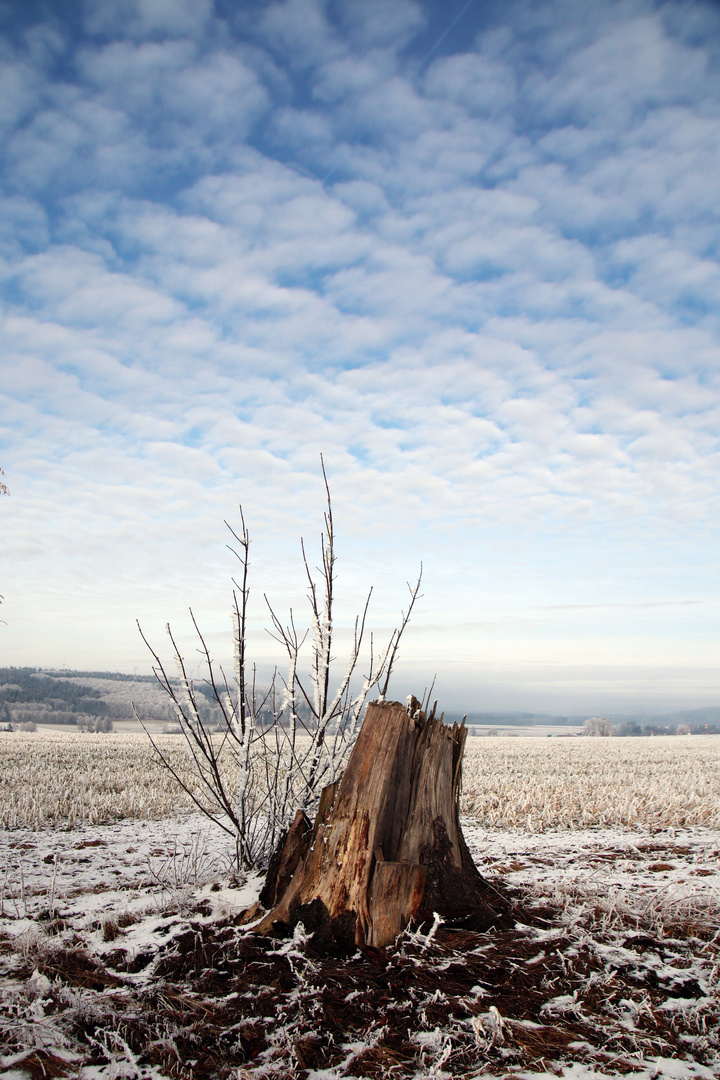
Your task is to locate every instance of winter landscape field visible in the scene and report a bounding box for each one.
[4,0,720,1075]
[1,731,719,1080]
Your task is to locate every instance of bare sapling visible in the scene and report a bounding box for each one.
[137,463,421,870]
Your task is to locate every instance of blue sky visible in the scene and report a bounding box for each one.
[1,0,720,713]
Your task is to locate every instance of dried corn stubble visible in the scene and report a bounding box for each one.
[2,730,719,833]
[461,734,720,830]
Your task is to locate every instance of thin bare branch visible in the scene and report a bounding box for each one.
[137,465,422,869]
[379,564,423,699]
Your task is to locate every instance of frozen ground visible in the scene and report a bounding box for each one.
[1,813,718,1079]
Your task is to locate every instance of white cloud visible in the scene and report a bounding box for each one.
[79,41,270,140]
[335,0,425,50]
[0,55,42,131]
[84,0,214,40]
[256,0,344,71]
[0,194,48,254]
[0,0,719,710]
[423,50,517,115]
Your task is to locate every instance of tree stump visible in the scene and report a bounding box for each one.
[256,698,509,948]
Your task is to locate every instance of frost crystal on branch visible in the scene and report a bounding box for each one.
[137,463,422,870]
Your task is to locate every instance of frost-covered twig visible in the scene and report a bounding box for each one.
[139,464,421,867]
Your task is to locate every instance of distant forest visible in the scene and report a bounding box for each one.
[43,669,158,682]
[0,667,290,732]
[0,665,166,734]
[1,667,104,714]
[2,668,718,735]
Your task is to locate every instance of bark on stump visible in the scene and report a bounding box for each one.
[257,698,509,949]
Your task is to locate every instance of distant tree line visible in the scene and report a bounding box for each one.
[461,711,720,736]
[611,719,718,736]
[43,669,158,682]
[0,668,116,731]
[0,667,283,732]
[1,668,103,706]
[450,712,580,727]
[585,715,719,736]
[3,667,718,739]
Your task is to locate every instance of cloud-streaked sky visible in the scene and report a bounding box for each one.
[2,0,720,713]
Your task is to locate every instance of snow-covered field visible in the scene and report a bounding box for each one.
[1,732,719,1079]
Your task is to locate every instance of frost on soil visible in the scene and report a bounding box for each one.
[1,814,719,1080]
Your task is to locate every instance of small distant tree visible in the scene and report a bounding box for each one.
[95,716,114,732]
[615,720,642,737]
[138,463,421,870]
[583,716,613,737]
[78,715,114,732]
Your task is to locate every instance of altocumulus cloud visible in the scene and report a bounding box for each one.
[1,0,720,712]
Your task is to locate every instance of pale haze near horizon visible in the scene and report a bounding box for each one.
[1,0,720,716]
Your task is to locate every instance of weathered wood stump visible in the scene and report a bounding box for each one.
[257,698,509,948]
